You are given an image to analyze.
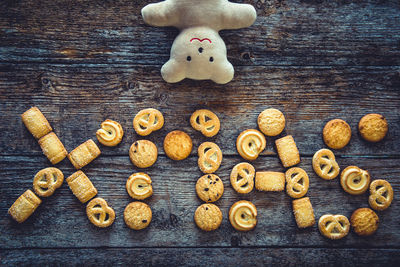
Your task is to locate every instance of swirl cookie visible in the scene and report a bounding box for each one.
[229,200,257,231]
[129,140,158,168]
[33,167,64,197]
[275,135,300,168]
[133,108,164,136]
[38,132,68,164]
[96,119,124,146]
[340,166,370,195]
[318,214,350,240]
[194,203,223,231]
[21,106,53,139]
[230,162,255,194]
[86,197,115,228]
[236,129,266,161]
[323,119,351,149]
[197,142,222,174]
[126,173,153,200]
[255,171,285,192]
[312,149,340,180]
[350,208,379,236]
[196,174,224,203]
[190,109,220,137]
[369,179,393,211]
[163,130,193,160]
[124,201,152,230]
[66,171,97,203]
[8,189,42,223]
[359,113,388,142]
[285,167,309,199]
[292,197,315,228]
[257,108,285,136]
[68,139,101,169]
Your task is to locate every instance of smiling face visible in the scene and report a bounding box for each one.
[161,27,234,84]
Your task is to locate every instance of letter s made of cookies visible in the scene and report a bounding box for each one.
[141,0,257,84]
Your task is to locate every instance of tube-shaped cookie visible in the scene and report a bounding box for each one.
[68,139,101,169]
[8,189,42,223]
[21,106,52,139]
[66,171,97,203]
[38,132,68,164]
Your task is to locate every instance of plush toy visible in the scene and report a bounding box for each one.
[141,0,257,84]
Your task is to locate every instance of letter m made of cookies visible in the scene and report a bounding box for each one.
[141,0,257,84]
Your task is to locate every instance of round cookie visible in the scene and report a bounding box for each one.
[126,173,153,200]
[163,130,193,160]
[257,108,285,136]
[194,203,223,231]
[323,119,352,149]
[350,208,379,236]
[124,201,152,230]
[129,140,158,168]
[358,113,388,142]
[196,174,224,203]
[229,200,257,231]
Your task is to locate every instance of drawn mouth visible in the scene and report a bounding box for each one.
[190,38,212,44]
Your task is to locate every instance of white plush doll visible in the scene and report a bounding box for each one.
[141,0,257,84]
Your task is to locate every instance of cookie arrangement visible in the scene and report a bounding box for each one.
[9,106,394,240]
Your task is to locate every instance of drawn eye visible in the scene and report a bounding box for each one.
[198,47,203,53]
[209,57,214,62]
[187,56,191,61]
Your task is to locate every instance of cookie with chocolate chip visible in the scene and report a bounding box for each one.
[195,174,223,203]
[194,203,223,231]
[124,201,152,230]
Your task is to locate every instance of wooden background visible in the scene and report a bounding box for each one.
[1,0,400,265]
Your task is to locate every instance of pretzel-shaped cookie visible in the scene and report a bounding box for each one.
[190,109,220,137]
[230,162,255,194]
[340,166,370,195]
[96,119,124,146]
[236,129,266,161]
[285,167,309,198]
[369,179,393,211]
[126,173,153,200]
[198,142,222,174]
[33,167,64,197]
[229,200,257,231]
[133,108,164,136]
[86,197,115,228]
[318,214,350,240]
[312,149,340,180]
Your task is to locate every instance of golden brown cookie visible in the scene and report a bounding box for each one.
[196,174,224,203]
[292,197,315,228]
[129,140,158,168]
[124,201,152,230]
[230,162,255,194]
[323,119,351,149]
[8,189,42,223]
[190,109,220,137]
[197,142,222,174]
[38,132,68,164]
[359,113,388,142]
[126,173,153,200]
[66,171,97,203]
[236,129,266,161]
[369,179,393,211]
[21,106,52,139]
[350,208,379,236]
[340,166,370,195]
[285,167,309,199]
[68,139,101,169]
[229,200,257,231]
[163,130,193,160]
[133,108,164,136]
[312,149,340,180]
[275,135,300,168]
[255,171,285,192]
[33,167,64,197]
[86,197,115,228]
[194,203,223,231]
[96,119,124,146]
[318,214,350,240]
[257,108,285,136]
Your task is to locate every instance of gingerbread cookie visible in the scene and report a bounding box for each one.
[350,208,379,236]
[68,139,101,169]
[124,201,152,230]
[197,142,222,174]
[255,171,285,192]
[230,162,255,194]
[318,214,350,240]
[129,140,158,168]
[163,130,193,160]
[285,167,309,199]
[257,108,285,136]
[292,197,315,228]
[33,167,64,197]
[229,200,257,231]
[21,106,52,139]
[359,113,388,142]
[340,166,370,195]
[323,119,351,149]
[236,129,266,161]
[8,189,42,223]
[194,203,223,231]
[133,108,164,136]
[96,119,124,146]
[275,135,300,168]
[86,197,115,228]
[38,132,68,164]
[369,179,393,211]
[196,174,223,203]
[126,173,153,200]
[312,149,340,180]
[190,109,220,137]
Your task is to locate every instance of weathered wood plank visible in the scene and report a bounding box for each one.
[0,0,399,66]
[0,155,398,248]
[1,247,400,266]
[1,64,399,156]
